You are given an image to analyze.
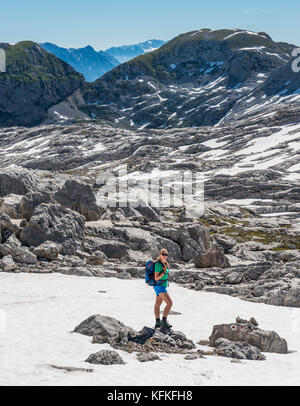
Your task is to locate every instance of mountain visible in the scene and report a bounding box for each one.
[105,39,166,63]
[40,42,119,82]
[0,41,84,127]
[81,29,298,129]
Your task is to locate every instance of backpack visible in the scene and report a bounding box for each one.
[145,260,163,286]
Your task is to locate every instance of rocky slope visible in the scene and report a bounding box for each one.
[0,107,299,307]
[40,43,120,82]
[81,29,299,129]
[0,41,84,127]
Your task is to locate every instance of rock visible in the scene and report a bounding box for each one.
[184,352,205,360]
[85,239,129,259]
[19,204,85,254]
[215,338,266,360]
[209,318,288,354]
[74,314,136,345]
[137,353,161,362]
[86,255,104,266]
[0,255,18,272]
[33,241,59,261]
[0,214,16,243]
[85,350,125,365]
[250,317,259,327]
[58,267,94,277]
[226,271,244,284]
[54,179,102,221]
[116,271,132,280]
[194,245,230,268]
[20,191,52,221]
[213,234,237,254]
[0,166,39,197]
[0,235,37,264]
[133,200,161,223]
[0,194,23,218]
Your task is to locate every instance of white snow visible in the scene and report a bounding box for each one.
[1,273,299,386]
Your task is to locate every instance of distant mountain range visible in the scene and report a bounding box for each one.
[40,43,119,82]
[40,39,166,82]
[105,39,166,63]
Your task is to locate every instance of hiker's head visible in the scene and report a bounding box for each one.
[157,249,169,264]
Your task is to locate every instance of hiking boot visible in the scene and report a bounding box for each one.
[161,319,172,329]
[155,320,162,329]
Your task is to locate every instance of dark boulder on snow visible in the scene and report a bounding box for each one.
[137,353,161,362]
[75,315,196,354]
[209,317,288,354]
[74,314,136,345]
[85,350,125,365]
[215,338,266,360]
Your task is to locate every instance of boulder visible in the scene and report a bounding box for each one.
[86,255,104,266]
[209,317,288,354]
[0,214,16,243]
[133,200,161,223]
[19,204,85,254]
[194,245,230,268]
[0,235,37,264]
[137,353,161,362]
[0,166,39,197]
[0,194,23,218]
[54,179,102,221]
[74,314,136,345]
[20,191,52,221]
[213,234,237,253]
[215,338,266,360]
[0,255,18,272]
[84,238,129,259]
[85,350,125,365]
[0,235,37,265]
[184,351,205,360]
[33,241,59,261]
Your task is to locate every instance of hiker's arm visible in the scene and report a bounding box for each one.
[155,271,166,281]
[155,265,167,281]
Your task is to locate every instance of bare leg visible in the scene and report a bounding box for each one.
[154,295,163,319]
[159,293,173,318]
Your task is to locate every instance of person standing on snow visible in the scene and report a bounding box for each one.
[153,249,173,329]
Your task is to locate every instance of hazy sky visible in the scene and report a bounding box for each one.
[0,0,299,50]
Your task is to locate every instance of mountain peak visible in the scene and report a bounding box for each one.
[81,28,297,129]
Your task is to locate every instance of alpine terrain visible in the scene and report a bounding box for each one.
[0,28,299,386]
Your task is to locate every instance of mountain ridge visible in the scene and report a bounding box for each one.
[81,28,299,129]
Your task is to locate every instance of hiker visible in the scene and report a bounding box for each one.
[153,249,173,329]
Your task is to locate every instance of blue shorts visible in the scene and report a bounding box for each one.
[154,285,168,296]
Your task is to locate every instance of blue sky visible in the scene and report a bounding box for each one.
[0,0,299,50]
